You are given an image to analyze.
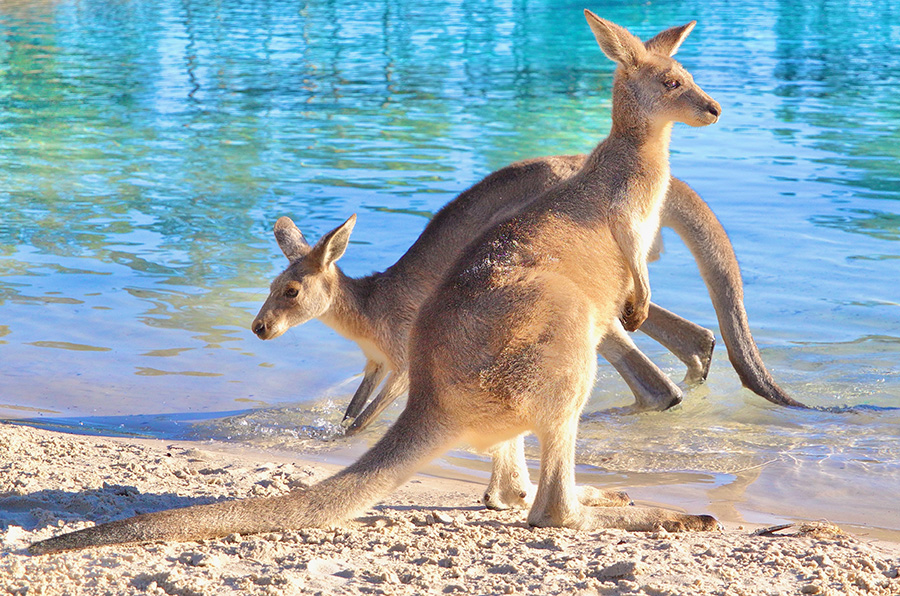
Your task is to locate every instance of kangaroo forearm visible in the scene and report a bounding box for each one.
[610,222,652,331]
[345,371,410,436]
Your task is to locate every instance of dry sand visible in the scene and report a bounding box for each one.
[1,421,897,596]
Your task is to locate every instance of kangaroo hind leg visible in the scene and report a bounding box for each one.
[525,336,716,532]
[529,404,717,532]
[483,434,630,510]
[525,338,599,529]
[641,303,716,385]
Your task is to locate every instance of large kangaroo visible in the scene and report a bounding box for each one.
[253,166,803,510]
[251,8,803,510]
[31,14,732,554]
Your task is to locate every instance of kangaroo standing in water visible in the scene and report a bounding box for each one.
[31,14,726,554]
[257,179,706,434]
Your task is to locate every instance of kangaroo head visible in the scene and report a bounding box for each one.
[252,214,356,340]
[584,10,720,130]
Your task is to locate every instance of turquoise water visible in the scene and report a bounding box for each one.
[1,1,898,534]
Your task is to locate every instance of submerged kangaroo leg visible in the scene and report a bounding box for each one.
[640,303,716,385]
[29,400,461,555]
[663,179,806,408]
[344,371,410,436]
[342,360,387,424]
[599,319,684,411]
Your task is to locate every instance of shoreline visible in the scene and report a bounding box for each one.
[1,421,898,595]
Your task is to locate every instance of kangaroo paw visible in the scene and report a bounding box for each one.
[620,301,649,333]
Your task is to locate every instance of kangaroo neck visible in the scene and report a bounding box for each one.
[317,271,382,349]
[594,80,674,179]
[605,115,672,173]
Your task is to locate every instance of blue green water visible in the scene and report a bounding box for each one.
[1,1,898,535]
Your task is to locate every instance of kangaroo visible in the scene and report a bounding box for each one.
[30,14,722,555]
[255,189,701,434]
[254,167,802,438]
[252,171,805,511]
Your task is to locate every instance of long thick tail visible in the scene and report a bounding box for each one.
[664,178,807,408]
[29,401,458,555]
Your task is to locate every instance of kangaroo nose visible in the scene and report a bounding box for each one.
[252,320,266,337]
[707,102,721,119]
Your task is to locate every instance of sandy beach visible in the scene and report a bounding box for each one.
[0,422,897,595]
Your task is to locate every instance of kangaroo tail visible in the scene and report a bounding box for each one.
[29,400,459,555]
[664,179,807,408]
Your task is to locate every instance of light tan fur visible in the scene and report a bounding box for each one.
[31,14,751,555]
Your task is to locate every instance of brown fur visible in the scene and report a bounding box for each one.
[30,14,768,555]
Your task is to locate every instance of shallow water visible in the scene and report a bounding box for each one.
[1,1,898,535]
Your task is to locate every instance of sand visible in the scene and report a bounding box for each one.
[0,421,897,596]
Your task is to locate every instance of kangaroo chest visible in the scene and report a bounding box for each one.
[319,310,396,370]
[355,337,394,369]
[614,166,670,260]
[636,178,668,258]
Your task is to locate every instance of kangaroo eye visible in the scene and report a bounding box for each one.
[284,287,299,299]
[663,79,681,90]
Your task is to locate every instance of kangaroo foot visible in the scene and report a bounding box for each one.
[529,503,718,532]
[653,513,719,532]
[631,386,683,412]
[483,475,534,510]
[485,482,631,511]
[584,506,718,532]
[577,486,633,507]
[682,328,716,385]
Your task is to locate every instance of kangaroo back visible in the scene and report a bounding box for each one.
[379,156,584,299]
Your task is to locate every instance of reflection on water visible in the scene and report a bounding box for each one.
[1,0,898,534]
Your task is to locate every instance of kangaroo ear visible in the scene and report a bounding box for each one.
[274,216,311,262]
[306,214,357,271]
[644,21,696,57]
[584,10,646,68]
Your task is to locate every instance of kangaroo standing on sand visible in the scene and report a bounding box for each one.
[31,13,725,554]
[254,169,805,510]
